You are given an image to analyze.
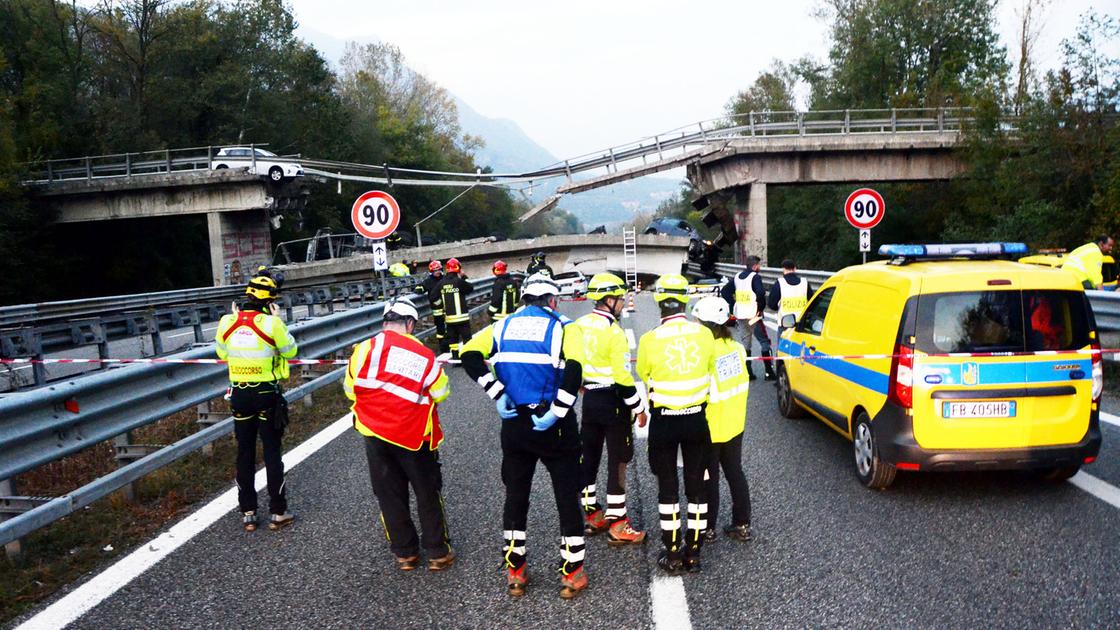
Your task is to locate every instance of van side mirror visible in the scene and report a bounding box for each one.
[781,314,797,329]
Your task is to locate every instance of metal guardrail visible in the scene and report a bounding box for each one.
[0,277,495,547]
[22,108,996,188]
[689,262,1120,334]
[0,275,426,390]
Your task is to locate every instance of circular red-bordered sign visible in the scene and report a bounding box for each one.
[844,188,885,230]
[351,190,401,240]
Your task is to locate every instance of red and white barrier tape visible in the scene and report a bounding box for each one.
[1,347,1116,367]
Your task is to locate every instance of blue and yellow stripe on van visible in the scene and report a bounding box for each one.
[777,338,889,395]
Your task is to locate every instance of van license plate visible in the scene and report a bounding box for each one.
[942,401,1016,418]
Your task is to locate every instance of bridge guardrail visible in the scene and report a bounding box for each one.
[23,108,1002,188]
[689,262,1120,338]
[0,277,495,547]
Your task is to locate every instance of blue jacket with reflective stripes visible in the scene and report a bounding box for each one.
[493,305,571,406]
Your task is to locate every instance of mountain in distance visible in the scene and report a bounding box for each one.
[455,97,680,228]
[294,24,678,229]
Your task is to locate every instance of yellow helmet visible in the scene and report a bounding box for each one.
[586,273,626,301]
[245,274,279,301]
[653,273,690,304]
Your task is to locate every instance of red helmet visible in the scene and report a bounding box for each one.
[492,260,508,275]
[428,260,442,273]
[446,258,462,273]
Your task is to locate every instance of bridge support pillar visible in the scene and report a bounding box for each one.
[207,210,273,286]
[710,183,768,266]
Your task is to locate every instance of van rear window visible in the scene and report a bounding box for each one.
[914,290,1091,354]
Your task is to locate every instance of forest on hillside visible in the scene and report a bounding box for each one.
[0,0,582,303]
[649,0,1120,270]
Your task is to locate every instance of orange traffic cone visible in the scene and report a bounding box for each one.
[627,292,636,312]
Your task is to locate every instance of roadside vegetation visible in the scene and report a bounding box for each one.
[650,1,1119,271]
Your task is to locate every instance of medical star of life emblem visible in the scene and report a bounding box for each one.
[583,330,600,358]
[665,338,700,375]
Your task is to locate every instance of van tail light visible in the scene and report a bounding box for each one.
[1091,341,1103,403]
[888,344,914,409]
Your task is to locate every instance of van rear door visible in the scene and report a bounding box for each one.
[909,284,1094,450]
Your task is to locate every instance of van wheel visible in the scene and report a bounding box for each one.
[776,364,806,419]
[853,412,896,489]
[268,166,284,181]
[1040,465,1080,481]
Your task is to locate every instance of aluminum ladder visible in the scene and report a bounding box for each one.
[623,227,638,290]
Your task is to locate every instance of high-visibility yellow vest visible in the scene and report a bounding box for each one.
[732,271,758,321]
[777,276,809,322]
[575,309,634,388]
[706,337,749,443]
[389,262,410,277]
[215,311,297,383]
[1062,242,1104,288]
[636,314,715,410]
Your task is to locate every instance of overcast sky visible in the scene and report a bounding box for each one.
[290,0,1118,160]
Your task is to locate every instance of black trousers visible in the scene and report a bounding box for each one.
[706,431,752,529]
[501,410,584,573]
[445,319,471,359]
[580,389,633,520]
[647,407,710,559]
[363,436,451,560]
[736,320,774,375]
[433,314,449,354]
[230,383,287,515]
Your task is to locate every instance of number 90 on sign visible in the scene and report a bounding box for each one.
[844,188,885,230]
[351,190,401,240]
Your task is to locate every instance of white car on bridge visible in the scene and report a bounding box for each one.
[211,147,304,182]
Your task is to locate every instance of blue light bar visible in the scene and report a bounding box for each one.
[878,243,1028,259]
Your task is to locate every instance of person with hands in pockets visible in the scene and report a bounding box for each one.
[460,273,589,600]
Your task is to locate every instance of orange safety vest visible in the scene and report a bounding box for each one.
[350,330,444,450]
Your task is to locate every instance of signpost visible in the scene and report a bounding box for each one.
[845,188,885,263]
[352,191,401,300]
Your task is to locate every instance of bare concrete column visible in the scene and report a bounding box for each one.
[746,183,768,266]
[206,210,273,287]
[207,212,224,287]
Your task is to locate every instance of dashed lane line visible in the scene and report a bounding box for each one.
[16,413,354,630]
[1100,411,1120,429]
[650,575,693,630]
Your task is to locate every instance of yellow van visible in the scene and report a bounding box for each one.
[1019,252,1118,290]
[776,243,1103,489]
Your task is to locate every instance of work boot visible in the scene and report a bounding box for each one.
[242,510,258,532]
[725,524,752,542]
[701,527,717,543]
[748,370,758,381]
[559,566,588,599]
[396,555,419,571]
[656,551,685,576]
[268,512,295,531]
[606,519,646,546]
[764,362,777,382]
[684,556,702,574]
[428,549,456,571]
[507,565,529,597]
[584,509,608,536]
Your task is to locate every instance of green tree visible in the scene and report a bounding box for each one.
[808,0,1008,108]
[725,60,798,122]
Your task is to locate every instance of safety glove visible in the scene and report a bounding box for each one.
[532,409,559,432]
[496,393,518,420]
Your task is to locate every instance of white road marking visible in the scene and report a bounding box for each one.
[1069,471,1120,510]
[16,413,354,630]
[625,328,636,350]
[650,575,693,630]
[1100,411,1120,428]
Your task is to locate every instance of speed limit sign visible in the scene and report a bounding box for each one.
[351,190,401,240]
[844,188,885,230]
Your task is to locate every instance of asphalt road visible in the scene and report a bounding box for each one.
[14,294,1120,628]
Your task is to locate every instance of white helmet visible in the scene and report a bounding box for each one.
[522,273,560,297]
[384,296,420,321]
[692,295,730,325]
